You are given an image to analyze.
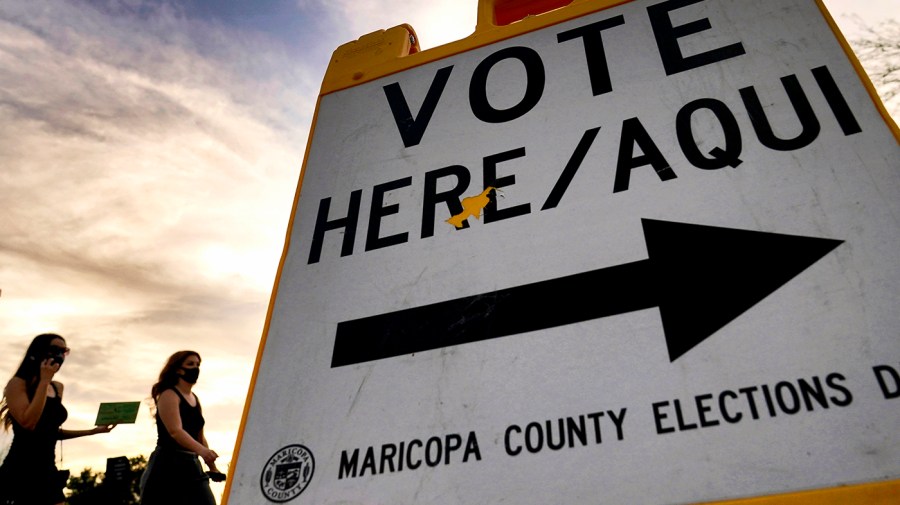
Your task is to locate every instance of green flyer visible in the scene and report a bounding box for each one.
[95,401,141,425]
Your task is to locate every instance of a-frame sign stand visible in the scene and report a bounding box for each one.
[224,0,900,503]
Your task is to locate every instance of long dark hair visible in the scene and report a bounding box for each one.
[1,333,66,430]
[150,350,200,417]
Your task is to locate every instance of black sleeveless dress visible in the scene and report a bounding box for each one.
[139,388,215,505]
[0,383,68,505]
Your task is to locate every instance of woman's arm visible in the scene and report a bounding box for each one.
[157,390,218,465]
[53,382,116,439]
[59,424,116,440]
[3,360,57,430]
[199,427,220,472]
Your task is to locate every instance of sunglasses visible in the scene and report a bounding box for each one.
[48,345,71,356]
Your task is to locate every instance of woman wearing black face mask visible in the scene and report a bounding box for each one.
[139,350,219,505]
[0,333,116,505]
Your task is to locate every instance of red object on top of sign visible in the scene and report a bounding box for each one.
[494,0,574,25]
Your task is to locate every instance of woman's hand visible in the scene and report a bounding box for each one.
[91,424,117,434]
[39,359,59,383]
[200,447,219,466]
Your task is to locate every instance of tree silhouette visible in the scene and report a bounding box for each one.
[66,455,146,505]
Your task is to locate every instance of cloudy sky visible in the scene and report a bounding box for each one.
[0,0,895,501]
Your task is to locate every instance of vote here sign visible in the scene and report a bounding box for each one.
[225,0,900,503]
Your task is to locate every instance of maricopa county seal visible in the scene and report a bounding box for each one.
[261,445,315,502]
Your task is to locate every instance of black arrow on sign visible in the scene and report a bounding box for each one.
[331,219,842,367]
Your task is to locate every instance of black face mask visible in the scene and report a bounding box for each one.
[180,367,200,384]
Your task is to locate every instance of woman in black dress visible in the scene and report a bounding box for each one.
[0,333,116,505]
[140,350,219,505]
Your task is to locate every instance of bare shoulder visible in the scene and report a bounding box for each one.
[156,389,183,423]
[3,378,28,412]
[158,389,179,404]
[4,377,25,395]
[52,381,64,397]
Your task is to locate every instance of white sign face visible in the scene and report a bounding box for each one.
[228,0,900,503]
